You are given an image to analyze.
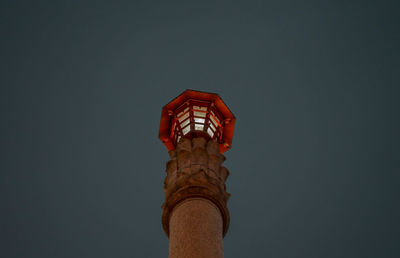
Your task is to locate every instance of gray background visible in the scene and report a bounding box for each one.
[1,1,399,257]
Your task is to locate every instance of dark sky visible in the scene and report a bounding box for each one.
[1,1,399,257]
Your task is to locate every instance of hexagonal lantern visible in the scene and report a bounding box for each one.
[159,89,235,153]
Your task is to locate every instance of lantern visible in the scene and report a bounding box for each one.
[159,89,236,153]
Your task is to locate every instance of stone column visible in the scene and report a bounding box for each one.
[162,137,230,258]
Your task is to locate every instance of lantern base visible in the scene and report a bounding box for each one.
[161,137,230,237]
[179,131,216,143]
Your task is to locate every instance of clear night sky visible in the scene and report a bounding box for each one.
[1,1,399,257]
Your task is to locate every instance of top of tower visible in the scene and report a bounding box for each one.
[159,89,236,153]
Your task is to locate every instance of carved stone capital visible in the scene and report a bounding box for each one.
[162,137,231,237]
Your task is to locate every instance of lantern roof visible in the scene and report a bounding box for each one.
[159,89,236,153]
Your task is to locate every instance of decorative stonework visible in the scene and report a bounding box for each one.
[162,137,230,237]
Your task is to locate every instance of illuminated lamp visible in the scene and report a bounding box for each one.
[159,89,236,153]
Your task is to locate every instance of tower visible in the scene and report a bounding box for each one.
[159,90,236,258]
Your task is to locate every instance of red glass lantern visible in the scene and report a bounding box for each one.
[159,89,236,153]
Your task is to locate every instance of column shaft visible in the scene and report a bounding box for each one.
[169,198,223,258]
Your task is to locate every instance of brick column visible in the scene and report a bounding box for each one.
[162,137,230,258]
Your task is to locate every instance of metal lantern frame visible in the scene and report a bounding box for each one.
[159,89,236,153]
[171,99,223,145]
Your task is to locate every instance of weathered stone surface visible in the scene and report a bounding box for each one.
[166,160,177,174]
[168,150,177,160]
[219,166,229,182]
[177,150,191,168]
[191,147,208,165]
[208,154,222,175]
[177,138,191,152]
[192,137,207,149]
[206,139,220,155]
[169,199,223,258]
[162,137,230,238]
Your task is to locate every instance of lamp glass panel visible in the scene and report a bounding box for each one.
[180,118,190,128]
[178,112,189,122]
[195,124,204,131]
[182,125,190,135]
[177,107,188,118]
[194,118,205,124]
[207,128,214,137]
[209,122,216,131]
[193,105,207,111]
[211,111,220,122]
[194,111,206,117]
[210,115,218,127]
